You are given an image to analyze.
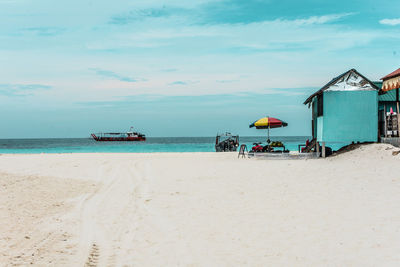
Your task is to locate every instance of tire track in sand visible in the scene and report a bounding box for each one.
[111,161,148,266]
[77,160,146,266]
[84,243,99,267]
[76,162,120,266]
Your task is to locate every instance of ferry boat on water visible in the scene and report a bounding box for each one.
[91,127,146,141]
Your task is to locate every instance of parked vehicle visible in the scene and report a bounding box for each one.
[215,133,239,152]
[250,141,288,153]
[251,143,265,152]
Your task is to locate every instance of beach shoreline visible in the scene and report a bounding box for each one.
[1,144,400,266]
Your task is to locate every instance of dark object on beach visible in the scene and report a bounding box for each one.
[324,146,333,157]
[250,142,288,153]
[298,138,317,153]
[238,144,248,158]
[251,143,265,152]
[215,133,239,152]
[270,141,284,147]
[91,127,146,141]
[298,139,333,157]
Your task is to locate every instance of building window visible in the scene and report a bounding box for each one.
[317,94,323,117]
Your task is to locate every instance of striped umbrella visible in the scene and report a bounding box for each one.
[249,116,288,143]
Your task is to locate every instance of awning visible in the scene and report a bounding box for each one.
[382,76,400,92]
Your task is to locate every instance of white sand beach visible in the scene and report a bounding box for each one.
[1,144,400,266]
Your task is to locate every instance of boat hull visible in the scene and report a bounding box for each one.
[91,134,146,142]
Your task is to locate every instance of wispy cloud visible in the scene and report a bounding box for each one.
[288,13,354,26]
[160,68,178,72]
[22,27,65,36]
[216,79,239,83]
[89,68,139,82]
[379,18,400,26]
[199,0,355,25]
[75,88,313,108]
[169,81,187,85]
[169,80,200,86]
[0,83,51,96]
[109,1,354,27]
[109,6,186,25]
[92,12,362,55]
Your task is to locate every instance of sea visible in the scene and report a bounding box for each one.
[0,136,310,154]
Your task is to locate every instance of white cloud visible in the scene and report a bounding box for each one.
[287,13,355,26]
[379,18,400,26]
[85,13,362,53]
[0,4,396,100]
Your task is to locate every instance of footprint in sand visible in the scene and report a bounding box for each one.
[84,243,99,267]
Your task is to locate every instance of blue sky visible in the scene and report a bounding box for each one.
[1,0,400,138]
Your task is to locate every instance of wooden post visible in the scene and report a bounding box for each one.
[322,142,326,158]
[384,104,387,138]
[311,120,314,139]
[397,89,400,137]
[316,141,320,156]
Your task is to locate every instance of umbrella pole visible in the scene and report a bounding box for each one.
[267,116,270,144]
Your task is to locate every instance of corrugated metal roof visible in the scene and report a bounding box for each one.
[379,89,397,102]
[304,69,379,105]
[381,68,400,80]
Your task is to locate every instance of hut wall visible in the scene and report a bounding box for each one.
[317,116,323,141]
[319,90,378,144]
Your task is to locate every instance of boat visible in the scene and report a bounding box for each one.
[215,132,239,152]
[91,127,146,141]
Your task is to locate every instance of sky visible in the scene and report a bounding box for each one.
[1,0,400,138]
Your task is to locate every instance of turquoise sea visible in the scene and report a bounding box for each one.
[0,136,310,154]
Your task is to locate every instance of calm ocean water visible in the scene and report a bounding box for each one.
[0,136,310,154]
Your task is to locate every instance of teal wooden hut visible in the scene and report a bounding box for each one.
[304,69,380,151]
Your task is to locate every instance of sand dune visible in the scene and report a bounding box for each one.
[1,144,400,266]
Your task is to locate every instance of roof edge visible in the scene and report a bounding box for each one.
[303,69,379,105]
[381,68,400,81]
